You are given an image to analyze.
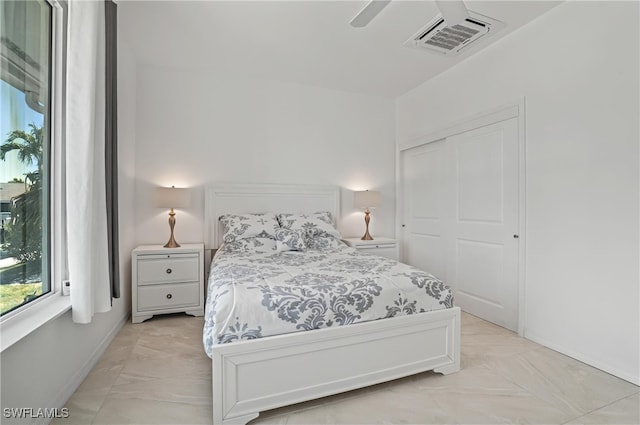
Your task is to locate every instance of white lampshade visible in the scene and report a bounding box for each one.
[155,186,191,209]
[354,190,381,209]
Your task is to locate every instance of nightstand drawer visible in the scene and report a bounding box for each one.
[137,254,199,285]
[356,243,396,250]
[137,282,200,311]
[342,238,399,261]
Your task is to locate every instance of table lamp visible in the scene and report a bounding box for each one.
[354,190,381,240]
[155,186,191,248]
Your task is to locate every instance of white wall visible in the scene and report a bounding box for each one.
[134,66,396,246]
[396,1,639,384]
[0,30,137,421]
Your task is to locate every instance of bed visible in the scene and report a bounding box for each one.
[204,184,460,425]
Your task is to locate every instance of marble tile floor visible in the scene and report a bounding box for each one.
[52,312,639,425]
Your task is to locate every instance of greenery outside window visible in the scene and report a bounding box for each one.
[0,1,53,316]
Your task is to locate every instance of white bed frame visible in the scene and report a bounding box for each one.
[205,184,460,425]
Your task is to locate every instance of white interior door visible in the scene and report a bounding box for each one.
[400,140,447,280]
[401,117,520,331]
[447,118,519,331]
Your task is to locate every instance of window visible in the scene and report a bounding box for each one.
[0,1,53,316]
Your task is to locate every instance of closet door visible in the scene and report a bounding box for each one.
[401,117,520,331]
[447,118,519,331]
[400,139,447,280]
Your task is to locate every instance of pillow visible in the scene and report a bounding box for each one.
[305,235,343,251]
[219,213,279,243]
[275,228,306,252]
[276,212,341,239]
[219,238,277,254]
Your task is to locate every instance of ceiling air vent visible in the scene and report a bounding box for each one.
[405,11,505,56]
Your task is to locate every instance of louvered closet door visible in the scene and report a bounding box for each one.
[401,117,520,331]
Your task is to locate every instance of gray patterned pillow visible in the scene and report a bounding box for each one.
[219,213,280,243]
[305,235,343,251]
[276,212,341,239]
[220,237,277,254]
[275,228,306,252]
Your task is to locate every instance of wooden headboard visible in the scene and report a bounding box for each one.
[204,183,341,249]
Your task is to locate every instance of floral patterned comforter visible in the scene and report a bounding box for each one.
[203,243,453,358]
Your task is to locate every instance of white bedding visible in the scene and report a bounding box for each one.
[202,240,453,358]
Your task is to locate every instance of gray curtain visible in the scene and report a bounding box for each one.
[105,0,119,299]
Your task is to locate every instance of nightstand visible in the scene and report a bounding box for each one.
[131,244,205,324]
[342,237,398,261]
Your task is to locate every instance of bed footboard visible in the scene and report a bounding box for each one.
[211,307,460,425]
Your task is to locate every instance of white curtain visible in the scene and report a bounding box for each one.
[66,0,112,323]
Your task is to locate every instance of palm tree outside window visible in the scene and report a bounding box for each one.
[0,0,52,315]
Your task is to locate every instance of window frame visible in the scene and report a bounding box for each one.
[0,0,69,352]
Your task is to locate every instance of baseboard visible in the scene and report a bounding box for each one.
[525,331,640,386]
[35,312,129,425]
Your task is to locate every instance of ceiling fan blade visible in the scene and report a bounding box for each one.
[435,0,469,26]
[349,0,392,28]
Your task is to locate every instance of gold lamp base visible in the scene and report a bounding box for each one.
[361,209,374,240]
[164,208,181,248]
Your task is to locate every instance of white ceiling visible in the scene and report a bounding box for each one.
[118,0,561,98]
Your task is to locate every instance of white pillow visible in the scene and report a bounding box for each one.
[276,211,341,239]
[219,213,279,243]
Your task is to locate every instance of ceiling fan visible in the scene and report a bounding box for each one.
[350,0,470,28]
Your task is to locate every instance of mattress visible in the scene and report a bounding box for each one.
[203,241,453,358]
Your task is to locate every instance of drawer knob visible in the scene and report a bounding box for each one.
[166,268,172,274]
[166,293,173,299]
